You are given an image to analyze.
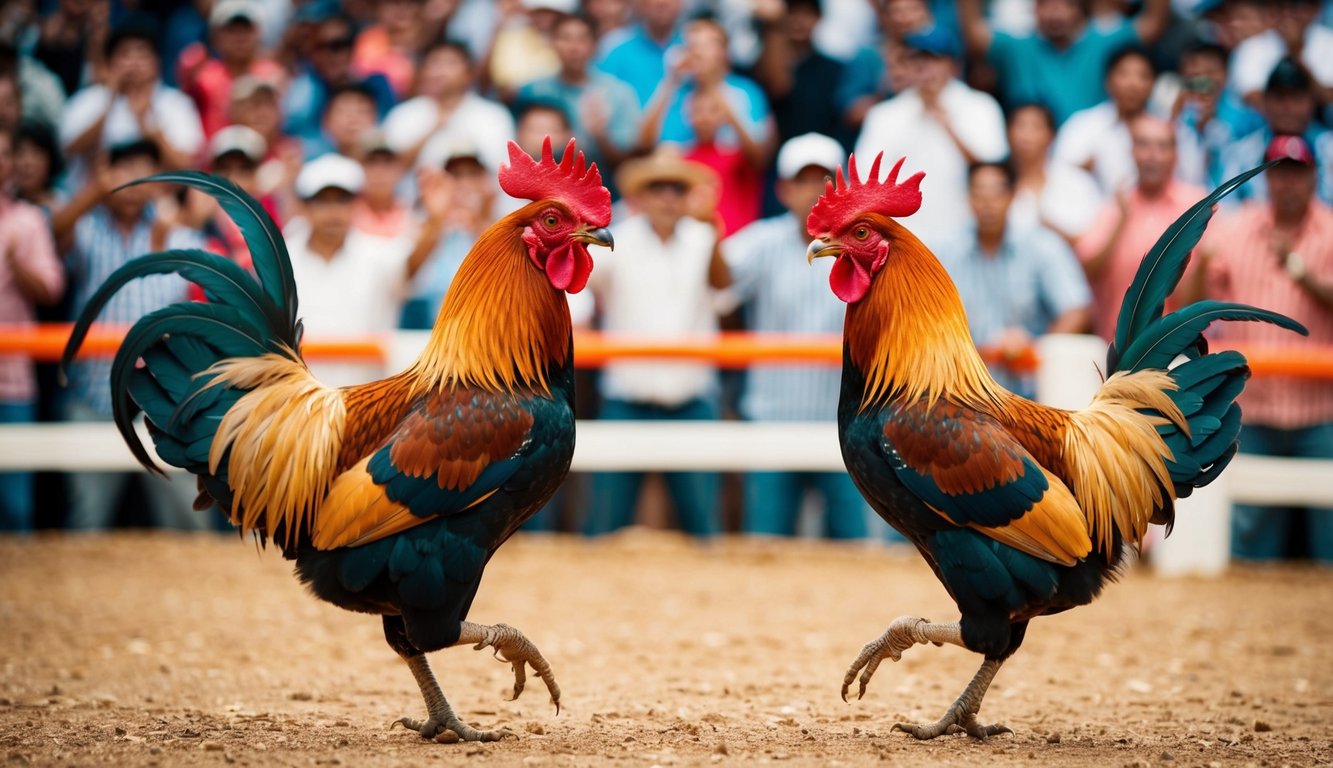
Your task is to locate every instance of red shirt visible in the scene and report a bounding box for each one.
[685,143,761,238]
[178,44,285,137]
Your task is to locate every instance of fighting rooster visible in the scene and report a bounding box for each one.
[807,157,1304,739]
[62,137,613,743]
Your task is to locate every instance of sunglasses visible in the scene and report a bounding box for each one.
[645,180,688,195]
[318,36,355,52]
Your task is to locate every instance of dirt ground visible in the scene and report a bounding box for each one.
[1,531,1331,768]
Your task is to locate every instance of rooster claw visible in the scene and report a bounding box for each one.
[472,623,563,714]
[394,716,515,743]
[841,616,934,702]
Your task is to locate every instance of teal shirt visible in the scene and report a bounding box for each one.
[988,18,1139,126]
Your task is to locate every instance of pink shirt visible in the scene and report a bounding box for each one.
[0,198,64,402]
[1075,180,1206,341]
[1201,201,1333,429]
[178,44,285,137]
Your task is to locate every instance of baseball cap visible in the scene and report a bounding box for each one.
[1266,57,1313,94]
[210,0,262,28]
[419,133,486,171]
[209,125,267,164]
[1264,134,1315,166]
[359,129,396,158]
[776,132,844,180]
[522,0,578,11]
[231,73,280,102]
[295,154,366,199]
[902,24,960,59]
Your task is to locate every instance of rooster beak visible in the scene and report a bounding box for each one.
[807,238,841,264]
[575,226,615,250]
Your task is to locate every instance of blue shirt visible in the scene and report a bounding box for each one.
[721,213,847,421]
[988,18,1139,125]
[282,68,397,146]
[399,229,477,330]
[657,73,772,149]
[66,207,204,418]
[935,224,1091,396]
[594,24,682,107]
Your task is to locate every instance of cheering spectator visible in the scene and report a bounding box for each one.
[484,0,566,101]
[854,26,1007,250]
[283,14,395,146]
[31,0,108,97]
[1229,0,1333,107]
[0,127,64,533]
[957,0,1170,125]
[177,0,284,138]
[1007,103,1101,245]
[1197,136,1333,563]
[352,131,412,241]
[12,121,65,213]
[1173,40,1264,191]
[53,140,205,530]
[60,14,204,178]
[185,125,277,273]
[516,13,641,179]
[837,0,936,139]
[595,0,684,107]
[1052,45,1157,195]
[1222,58,1333,208]
[352,0,434,98]
[750,0,850,148]
[306,82,379,160]
[721,133,873,540]
[383,39,515,173]
[581,148,730,539]
[587,0,632,47]
[936,161,1092,398]
[1076,115,1205,341]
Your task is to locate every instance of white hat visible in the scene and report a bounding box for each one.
[776,133,845,181]
[418,132,486,171]
[295,153,365,199]
[210,0,263,28]
[521,0,578,12]
[209,124,267,164]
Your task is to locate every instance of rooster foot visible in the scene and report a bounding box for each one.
[472,623,562,714]
[891,708,1012,741]
[842,616,960,701]
[394,715,515,743]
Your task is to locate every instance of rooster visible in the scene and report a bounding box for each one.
[806,156,1305,740]
[61,137,614,743]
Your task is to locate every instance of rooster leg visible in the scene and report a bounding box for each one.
[891,658,1012,740]
[394,653,514,743]
[842,616,963,701]
[456,621,562,713]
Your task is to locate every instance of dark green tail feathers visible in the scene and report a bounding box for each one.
[60,171,302,478]
[1105,162,1307,508]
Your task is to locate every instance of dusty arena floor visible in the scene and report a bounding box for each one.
[1,532,1330,768]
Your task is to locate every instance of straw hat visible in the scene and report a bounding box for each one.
[616,147,715,197]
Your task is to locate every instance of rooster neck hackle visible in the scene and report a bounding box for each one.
[410,202,572,397]
[845,218,1002,411]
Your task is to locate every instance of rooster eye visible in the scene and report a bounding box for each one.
[854,227,869,240]
[543,214,560,229]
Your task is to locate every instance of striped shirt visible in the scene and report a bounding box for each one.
[721,213,846,422]
[66,207,202,419]
[1202,200,1333,429]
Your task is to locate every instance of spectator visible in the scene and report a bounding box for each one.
[1007,103,1101,245]
[1228,0,1333,108]
[13,121,66,213]
[0,127,65,533]
[1,40,66,132]
[484,0,567,101]
[581,148,730,539]
[936,161,1092,398]
[285,154,437,386]
[177,0,285,138]
[957,0,1170,125]
[353,130,412,241]
[1173,40,1264,191]
[31,0,108,98]
[750,0,851,148]
[352,0,433,98]
[1223,58,1333,208]
[283,14,395,146]
[514,100,576,160]
[1052,45,1157,196]
[853,26,1007,250]
[1197,136,1333,563]
[587,0,632,48]
[837,0,935,139]
[306,82,380,160]
[1199,0,1269,52]
[383,39,515,173]
[721,133,873,540]
[1076,115,1205,341]
[594,0,684,107]
[52,139,205,530]
[228,74,302,210]
[60,14,204,177]
[515,13,641,181]
[184,125,277,278]
[680,87,765,237]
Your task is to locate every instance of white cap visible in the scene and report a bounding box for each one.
[776,132,845,180]
[295,154,365,199]
[418,132,486,171]
[521,0,578,12]
[209,124,267,164]
[210,0,263,28]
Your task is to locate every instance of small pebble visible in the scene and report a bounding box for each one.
[1254,720,1273,732]
[1046,733,1061,744]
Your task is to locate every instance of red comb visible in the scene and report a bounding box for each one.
[499,137,612,228]
[806,153,925,236]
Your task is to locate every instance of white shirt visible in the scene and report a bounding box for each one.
[285,227,413,387]
[1008,162,1104,240]
[60,82,204,156]
[1230,26,1333,98]
[383,92,516,172]
[589,214,723,407]
[1052,101,1135,196]
[854,81,1008,251]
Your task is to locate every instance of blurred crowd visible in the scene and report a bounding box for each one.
[0,0,1330,561]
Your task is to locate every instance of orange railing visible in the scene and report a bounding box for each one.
[4,324,1332,379]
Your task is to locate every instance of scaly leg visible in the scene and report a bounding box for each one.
[891,658,1011,740]
[842,616,964,701]
[456,621,562,713]
[394,653,513,743]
